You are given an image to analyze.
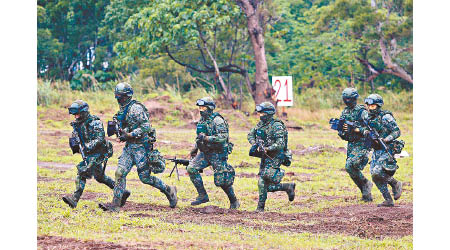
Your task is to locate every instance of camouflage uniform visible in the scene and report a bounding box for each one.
[338,104,373,201]
[63,100,127,208]
[99,83,177,212]
[248,102,295,212]
[365,94,403,207]
[187,97,239,209]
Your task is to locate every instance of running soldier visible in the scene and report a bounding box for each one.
[63,100,130,208]
[364,94,403,207]
[338,88,373,202]
[187,97,240,209]
[248,102,295,212]
[99,83,177,212]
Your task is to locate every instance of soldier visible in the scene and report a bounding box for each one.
[364,94,403,207]
[338,88,373,202]
[63,100,130,208]
[248,102,295,212]
[99,83,177,212]
[187,97,240,209]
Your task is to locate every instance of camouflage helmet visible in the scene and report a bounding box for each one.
[68,100,89,115]
[255,102,276,115]
[114,82,133,97]
[342,88,359,99]
[364,94,384,107]
[196,97,216,110]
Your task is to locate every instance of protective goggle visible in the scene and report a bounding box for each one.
[364,98,375,105]
[68,107,80,115]
[196,99,213,107]
[255,105,271,113]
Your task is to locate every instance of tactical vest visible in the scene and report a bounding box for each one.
[256,118,288,151]
[116,100,157,144]
[72,114,108,155]
[340,104,365,142]
[368,110,394,140]
[196,112,230,152]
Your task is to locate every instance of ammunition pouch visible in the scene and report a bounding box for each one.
[148,149,165,174]
[391,139,405,155]
[281,150,292,166]
[107,121,117,137]
[69,137,80,154]
[227,142,234,154]
[149,127,157,143]
[196,123,208,135]
[213,167,235,187]
[105,140,113,158]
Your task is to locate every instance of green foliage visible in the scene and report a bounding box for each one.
[265,0,412,91]
[38,0,412,100]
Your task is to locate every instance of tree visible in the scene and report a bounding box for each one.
[37,0,111,80]
[315,0,413,85]
[234,0,274,104]
[113,0,257,104]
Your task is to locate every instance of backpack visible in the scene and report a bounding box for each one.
[270,119,292,166]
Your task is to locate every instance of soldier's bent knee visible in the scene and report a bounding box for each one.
[187,165,199,175]
[115,168,126,180]
[258,177,265,190]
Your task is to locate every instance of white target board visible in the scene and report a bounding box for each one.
[272,76,293,106]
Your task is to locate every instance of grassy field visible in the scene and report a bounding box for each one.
[37,89,413,249]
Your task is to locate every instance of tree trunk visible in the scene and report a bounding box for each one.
[201,36,233,104]
[379,38,413,84]
[235,0,272,105]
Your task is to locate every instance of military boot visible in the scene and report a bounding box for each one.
[361,180,373,202]
[191,194,209,206]
[256,201,265,212]
[99,198,121,212]
[191,182,209,206]
[281,183,296,201]
[62,195,78,208]
[163,186,178,208]
[389,179,403,200]
[222,186,240,209]
[120,190,131,207]
[377,192,394,207]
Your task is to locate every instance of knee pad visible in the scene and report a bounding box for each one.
[214,171,235,187]
[115,167,126,180]
[258,177,265,190]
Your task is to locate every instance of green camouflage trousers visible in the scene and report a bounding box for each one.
[370,149,397,200]
[187,151,235,190]
[345,142,370,193]
[112,144,169,205]
[73,154,115,202]
[258,154,286,203]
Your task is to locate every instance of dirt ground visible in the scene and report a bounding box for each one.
[39,173,411,241]
[121,202,412,240]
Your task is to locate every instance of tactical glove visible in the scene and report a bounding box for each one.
[197,133,206,141]
[190,147,198,158]
[119,132,132,142]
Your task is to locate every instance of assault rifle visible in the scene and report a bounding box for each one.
[69,129,87,166]
[249,139,273,160]
[363,119,395,161]
[166,157,190,180]
[107,117,122,138]
[329,118,356,133]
